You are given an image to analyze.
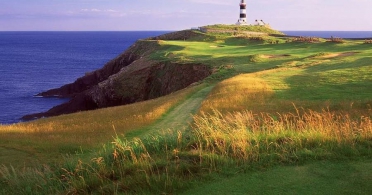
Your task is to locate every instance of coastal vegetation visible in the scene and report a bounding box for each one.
[201,24,284,35]
[1,26,372,194]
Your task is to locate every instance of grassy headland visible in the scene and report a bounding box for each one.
[1,26,372,194]
[201,24,284,35]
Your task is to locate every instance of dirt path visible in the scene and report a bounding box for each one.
[130,85,214,138]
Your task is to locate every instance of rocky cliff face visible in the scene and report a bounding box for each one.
[36,40,157,98]
[22,31,211,120]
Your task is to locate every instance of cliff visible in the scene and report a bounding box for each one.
[22,30,211,120]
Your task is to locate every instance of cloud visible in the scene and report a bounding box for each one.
[80,8,118,13]
[105,9,117,13]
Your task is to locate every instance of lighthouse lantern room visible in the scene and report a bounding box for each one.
[236,0,248,25]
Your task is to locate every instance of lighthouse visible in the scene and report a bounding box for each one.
[236,0,248,25]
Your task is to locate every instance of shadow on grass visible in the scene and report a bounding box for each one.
[273,54,372,114]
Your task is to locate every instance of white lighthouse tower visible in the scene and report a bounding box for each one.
[236,0,248,25]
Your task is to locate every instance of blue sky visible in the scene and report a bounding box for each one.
[1,0,371,31]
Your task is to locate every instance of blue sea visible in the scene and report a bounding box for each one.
[1,31,371,124]
[0,31,168,124]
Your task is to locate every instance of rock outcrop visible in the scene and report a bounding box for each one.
[22,31,212,120]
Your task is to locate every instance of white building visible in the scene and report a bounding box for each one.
[255,20,266,26]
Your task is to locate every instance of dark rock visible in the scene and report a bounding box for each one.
[36,40,157,98]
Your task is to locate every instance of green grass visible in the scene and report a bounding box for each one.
[181,160,372,195]
[202,24,284,35]
[124,84,214,139]
[0,29,371,194]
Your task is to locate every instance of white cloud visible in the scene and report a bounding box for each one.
[105,9,117,13]
[80,8,118,13]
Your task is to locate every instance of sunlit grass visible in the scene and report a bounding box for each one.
[199,74,274,114]
[192,109,372,162]
[200,56,372,116]
[2,107,370,194]
[0,85,202,165]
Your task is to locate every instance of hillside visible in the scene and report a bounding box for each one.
[1,27,372,194]
[201,24,284,35]
[22,26,283,120]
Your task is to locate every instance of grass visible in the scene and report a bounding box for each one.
[0,29,372,194]
[0,84,202,167]
[181,160,372,195]
[199,74,275,114]
[202,24,284,35]
[123,84,214,139]
[2,107,370,194]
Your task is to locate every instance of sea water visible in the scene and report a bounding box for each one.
[0,31,168,124]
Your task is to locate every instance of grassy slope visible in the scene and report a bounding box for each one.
[0,84,202,167]
[177,33,372,194]
[0,30,371,194]
[179,36,371,194]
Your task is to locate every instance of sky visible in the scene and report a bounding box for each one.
[0,0,371,31]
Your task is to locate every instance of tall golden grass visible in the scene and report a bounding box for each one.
[193,109,371,160]
[0,85,202,165]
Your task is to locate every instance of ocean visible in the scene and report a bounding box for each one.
[1,31,371,124]
[0,31,168,124]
